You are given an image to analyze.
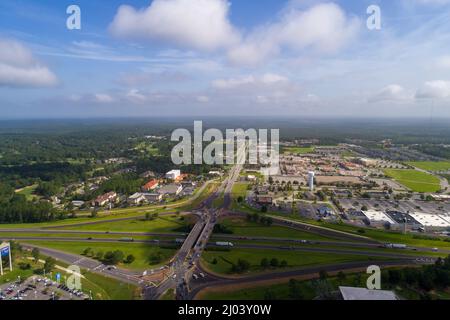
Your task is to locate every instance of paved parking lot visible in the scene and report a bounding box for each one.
[0,275,88,301]
[339,198,450,215]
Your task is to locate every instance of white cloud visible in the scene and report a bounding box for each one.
[228,3,360,66]
[212,73,288,89]
[435,55,450,68]
[0,38,58,88]
[369,84,412,103]
[109,2,359,66]
[212,75,256,89]
[412,0,450,5]
[416,80,450,99]
[126,89,147,103]
[109,0,240,51]
[196,95,209,103]
[94,93,115,103]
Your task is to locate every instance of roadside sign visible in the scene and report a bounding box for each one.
[0,247,9,257]
[56,273,61,282]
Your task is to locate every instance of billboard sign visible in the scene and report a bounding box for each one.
[0,246,9,257]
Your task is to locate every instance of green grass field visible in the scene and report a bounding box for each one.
[232,183,250,199]
[59,215,190,233]
[384,169,441,192]
[282,146,315,155]
[406,161,450,172]
[269,213,450,250]
[15,184,39,201]
[24,241,176,270]
[81,271,139,300]
[201,248,384,276]
[0,209,166,230]
[217,217,340,241]
[0,258,35,285]
[0,232,175,241]
[230,183,250,211]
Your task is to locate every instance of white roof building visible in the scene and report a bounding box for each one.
[339,287,398,300]
[409,212,450,228]
[166,170,181,180]
[362,210,395,224]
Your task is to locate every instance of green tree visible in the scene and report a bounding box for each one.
[260,258,270,269]
[319,270,328,280]
[270,258,279,268]
[264,290,277,300]
[125,254,135,264]
[103,250,125,265]
[43,257,56,274]
[95,251,104,260]
[31,248,40,263]
[337,271,346,284]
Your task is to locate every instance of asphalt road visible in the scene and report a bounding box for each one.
[226,211,379,244]
[5,143,444,300]
[19,244,142,285]
[188,259,433,299]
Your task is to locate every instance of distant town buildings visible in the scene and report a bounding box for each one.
[93,192,117,207]
[140,171,156,179]
[166,170,181,180]
[308,171,315,191]
[142,179,159,192]
[158,184,183,197]
[127,193,146,205]
[208,171,223,177]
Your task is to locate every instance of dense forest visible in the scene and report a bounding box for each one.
[0,183,61,223]
[1,118,450,223]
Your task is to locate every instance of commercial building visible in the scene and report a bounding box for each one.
[93,192,117,207]
[127,193,146,205]
[71,200,85,208]
[385,211,420,227]
[317,206,333,217]
[158,184,183,196]
[339,287,398,300]
[256,195,273,205]
[166,170,181,180]
[409,212,450,228]
[142,193,163,203]
[362,210,395,225]
[142,179,159,192]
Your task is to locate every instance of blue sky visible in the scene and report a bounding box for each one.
[1,0,450,118]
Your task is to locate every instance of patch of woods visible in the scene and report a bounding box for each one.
[82,248,135,265]
[0,183,60,223]
[262,256,450,300]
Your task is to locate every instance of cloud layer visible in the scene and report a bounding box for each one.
[0,38,58,88]
[110,1,360,66]
[109,0,240,51]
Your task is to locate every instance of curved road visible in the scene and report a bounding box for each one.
[188,259,432,299]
